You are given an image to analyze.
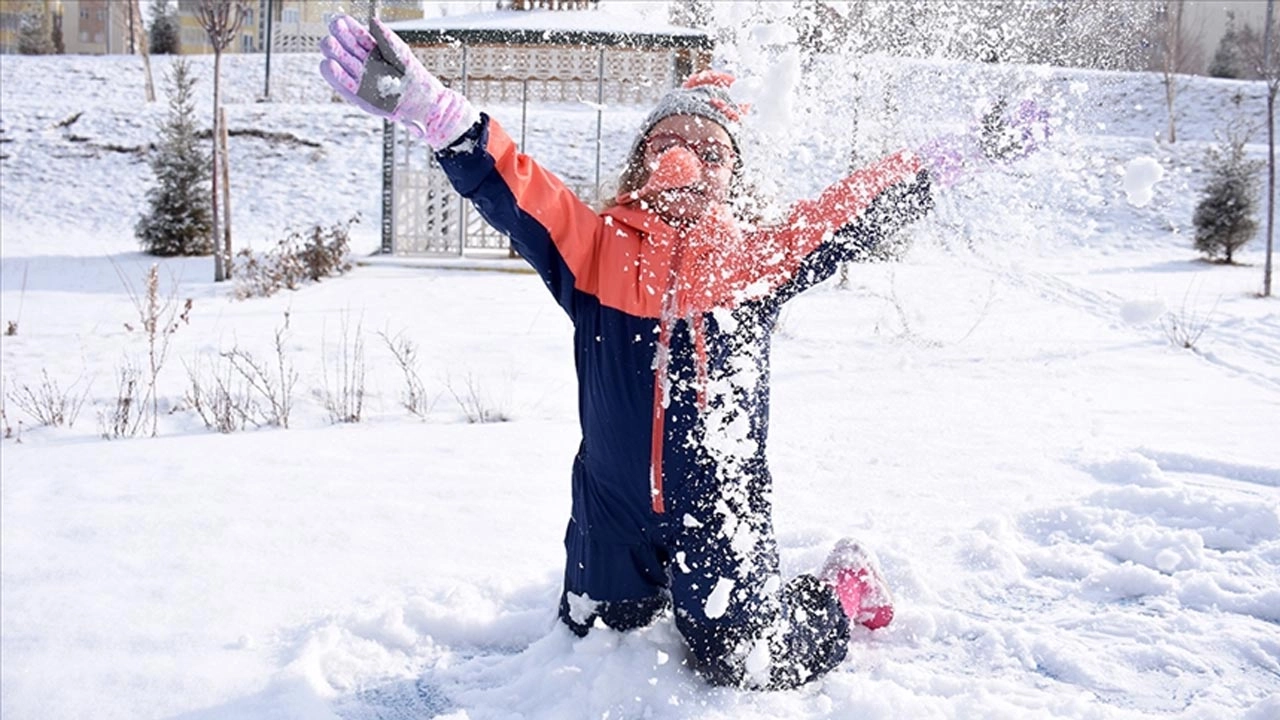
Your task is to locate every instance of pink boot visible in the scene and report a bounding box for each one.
[819,539,895,630]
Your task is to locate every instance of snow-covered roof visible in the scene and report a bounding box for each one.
[386,9,711,49]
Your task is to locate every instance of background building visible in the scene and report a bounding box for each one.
[176,0,423,55]
[1,0,1275,69]
[62,0,135,55]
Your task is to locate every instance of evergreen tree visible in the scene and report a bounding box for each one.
[18,10,55,55]
[1193,126,1263,264]
[136,59,213,257]
[1208,12,1243,78]
[149,0,181,55]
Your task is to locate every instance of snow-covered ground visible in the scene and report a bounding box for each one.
[2,22,1278,720]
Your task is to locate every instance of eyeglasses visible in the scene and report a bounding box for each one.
[644,133,736,169]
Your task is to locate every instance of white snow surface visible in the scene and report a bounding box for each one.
[2,42,1279,720]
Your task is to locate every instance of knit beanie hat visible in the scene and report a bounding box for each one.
[634,70,747,154]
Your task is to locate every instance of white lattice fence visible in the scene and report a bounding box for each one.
[391,141,602,256]
[386,43,679,256]
[272,34,326,53]
[411,45,676,105]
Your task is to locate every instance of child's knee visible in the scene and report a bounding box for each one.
[558,592,667,637]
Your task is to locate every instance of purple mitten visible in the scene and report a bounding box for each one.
[1008,99,1050,160]
[978,98,1051,162]
[319,14,477,149]
[917,99,1051,189]
[915,133,970,189]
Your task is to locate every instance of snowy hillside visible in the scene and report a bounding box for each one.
[2,36,1278,720]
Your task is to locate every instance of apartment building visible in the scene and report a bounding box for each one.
[0,0,151,55]
[62,0,138,54]
[177,0,424,55]
[0,0,425,55]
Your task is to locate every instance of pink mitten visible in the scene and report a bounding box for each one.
[319,14,478,149]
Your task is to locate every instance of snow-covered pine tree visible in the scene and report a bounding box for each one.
[1209,12,1244,79]
[1193,122,1263,264]
[17,9,55,55]
[149,0,181,55]
[136,58,213,256]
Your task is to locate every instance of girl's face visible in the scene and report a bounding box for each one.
[640,115,737,225]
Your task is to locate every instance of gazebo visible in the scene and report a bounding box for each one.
[377,8,713,256]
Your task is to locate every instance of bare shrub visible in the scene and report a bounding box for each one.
[7,369,90,428]
[0,378,12,439]
[446,373,510,424]
[872,270,995,348]
[222,326,296,428]
[183,354,251,433]
[1161,288,1219,350]
[234,216,356,300]
[116,262,193,436]
[99,361,147,439]
[184,322,296,431]
[6,263,27,336]
[378,330,433,417]
[322,313,365,424]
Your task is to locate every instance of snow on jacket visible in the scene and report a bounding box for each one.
[435,114,933,540]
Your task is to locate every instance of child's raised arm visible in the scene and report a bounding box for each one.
[319,14,478,150]
[319,15,605,316]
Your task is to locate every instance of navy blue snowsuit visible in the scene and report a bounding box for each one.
[435,114,932,688]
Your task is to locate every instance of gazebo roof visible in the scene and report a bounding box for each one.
[385,8,712,50]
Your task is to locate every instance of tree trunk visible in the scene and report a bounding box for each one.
[220,105,232,279]
[1265,0,1276,297]
[132,0,155,102]
[1162,0,1183,143]
[212,50,224,282]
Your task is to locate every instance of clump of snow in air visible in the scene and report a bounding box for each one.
[1119,297,1168,325]
[1121,156,1165,207]
[1,2,1277,719]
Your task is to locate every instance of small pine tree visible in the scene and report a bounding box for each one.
[17,10,54,55]
[1193,125,1263,264]
[136,59,213,257]
[149,0,181,55]
[1208,12,1243,79]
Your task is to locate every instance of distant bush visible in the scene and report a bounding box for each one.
[1193,124,1262,264]
[136,58,213,256]
[234,217,356,299]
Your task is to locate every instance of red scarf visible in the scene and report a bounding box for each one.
[613,150,762,513]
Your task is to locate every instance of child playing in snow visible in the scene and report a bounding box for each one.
[319,14,1042,689]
